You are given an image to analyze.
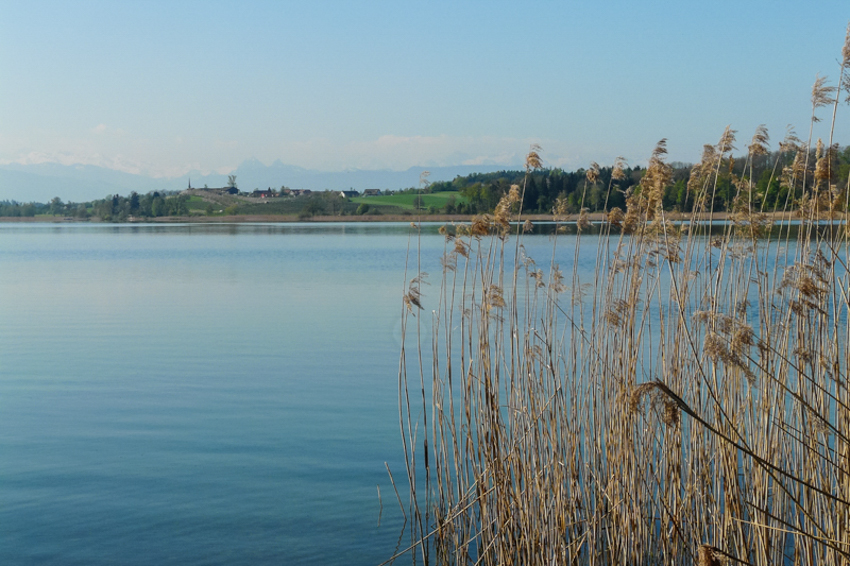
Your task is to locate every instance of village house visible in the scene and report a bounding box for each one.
[339,190,359,198]
[362,189,382,196]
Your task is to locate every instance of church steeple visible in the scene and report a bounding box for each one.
[188,178,192,189]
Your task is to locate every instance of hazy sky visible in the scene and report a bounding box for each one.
[2,1,849,178]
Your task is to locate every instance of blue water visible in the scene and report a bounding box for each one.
[0,221,611,565]
[0,222,451,566]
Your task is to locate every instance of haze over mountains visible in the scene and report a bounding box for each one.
[0,160,512,203]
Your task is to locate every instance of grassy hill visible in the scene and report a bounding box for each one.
[349,191,466,211]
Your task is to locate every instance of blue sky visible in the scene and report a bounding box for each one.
[1,1,849,178]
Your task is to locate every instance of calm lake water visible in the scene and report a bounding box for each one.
[0,221,609,565]
[4,220,816,565]
[0,222,448,566]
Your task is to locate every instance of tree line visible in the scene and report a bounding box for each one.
[419,145,850,215]
[0,191,190,220]
[91,192,189,221]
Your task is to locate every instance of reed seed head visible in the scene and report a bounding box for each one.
[485,285,506,312]
[811,74,836,114]
[697,545,721,566]
[454,238,470,258]
[586,162,600,184]
[717,126,737,155]
[641,139,672,219]
[508,184,521,203]
[748,124,770,156]
[843,22,850,68]
[549,265,566,294]
[525,144,543,171]
[629,381,681,427]
[553,196,569,219]
[612,156,627,181]
[403,273,428,313]
[780,126,802,152]
[607,207,624,228]
[471,215,491,237]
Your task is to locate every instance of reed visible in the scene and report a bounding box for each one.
[391,28,850,566]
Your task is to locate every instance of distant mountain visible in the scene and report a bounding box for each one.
[0,163,173,203]
[225,159,514,193]
[0,160,516,203]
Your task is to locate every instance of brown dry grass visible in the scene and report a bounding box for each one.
[392,27,850,566]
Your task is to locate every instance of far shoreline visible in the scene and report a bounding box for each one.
[0,211,810,224]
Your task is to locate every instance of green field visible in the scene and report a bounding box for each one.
[350,190,466,210]
[185,190,467,217]
[185,195,212,213]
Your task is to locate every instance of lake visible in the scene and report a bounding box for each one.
[0,222,451,566]
[0,221,611,565]
[7,219,829,564]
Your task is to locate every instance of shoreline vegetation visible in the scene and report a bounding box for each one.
[0,210,845,224]
[392,25,850,566]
